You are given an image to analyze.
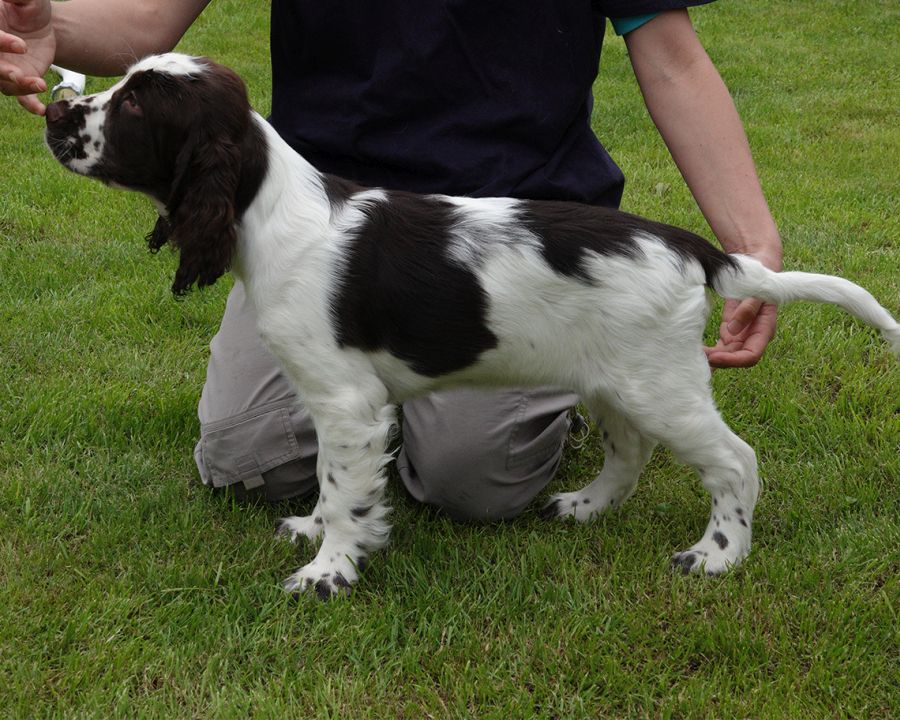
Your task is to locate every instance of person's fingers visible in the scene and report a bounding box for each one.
[0,62,46,92]
[17,89,45,114]
[706,329,768,367]
[0,31,28,54]
[725,297,763,336]
[703,340,742,357]
[706,303,778,368]
[0,80,46,117]
[706,347,764,369]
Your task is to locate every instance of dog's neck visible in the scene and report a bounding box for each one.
[230,113,334,285]
[233,114,272,222]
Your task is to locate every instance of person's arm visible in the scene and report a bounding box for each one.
[624,9,783,368]
[51,0,208,73]
[0,0,208,114]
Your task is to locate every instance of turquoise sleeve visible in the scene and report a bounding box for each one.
[610,12,659,35]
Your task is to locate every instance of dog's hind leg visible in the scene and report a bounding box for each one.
[541,401,656,522]
[628,389,760,576]
[667,414,759,575]
[280,382,397,599]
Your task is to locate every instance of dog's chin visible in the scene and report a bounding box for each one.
[45,131,116,183]
[44,136,92,178]
[44,142,165,207]
[45,138,76,168]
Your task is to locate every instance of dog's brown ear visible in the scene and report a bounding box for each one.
[164,129,241,296]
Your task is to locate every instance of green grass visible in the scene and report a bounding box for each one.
[1,1,898,717]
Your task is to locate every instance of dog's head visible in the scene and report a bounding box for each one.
[45,53,267,295]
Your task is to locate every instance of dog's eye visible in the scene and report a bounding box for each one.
[120,92,142,116]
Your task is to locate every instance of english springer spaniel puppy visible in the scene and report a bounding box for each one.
[45,54,899,599]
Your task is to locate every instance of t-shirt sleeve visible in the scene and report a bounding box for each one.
[595,1,715,19]
[609,13,659,35]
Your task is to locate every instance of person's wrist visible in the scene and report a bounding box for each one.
[724,232,783,272]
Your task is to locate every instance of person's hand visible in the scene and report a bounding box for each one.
[0,0,55,114]
[705,248,782,368]
[705,246,783,369]
[705,297,778,368]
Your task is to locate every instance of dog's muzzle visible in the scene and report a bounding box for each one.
[45,100,90,168]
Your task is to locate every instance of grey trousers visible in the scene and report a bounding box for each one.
[193,281,579,521]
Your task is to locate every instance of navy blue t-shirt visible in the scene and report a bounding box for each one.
[270,1,714,207]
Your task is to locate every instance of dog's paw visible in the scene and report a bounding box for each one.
[670,533,747,576]
[670,549,713,575]
[282,568,352,601]
[538,497,564,521]
[274,515,323,544]
[281,552,364,601]
[540,487,630,522]
[540,492,596,522]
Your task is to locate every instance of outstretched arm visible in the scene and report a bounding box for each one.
[0,0,208,114]
[625,9,783,368]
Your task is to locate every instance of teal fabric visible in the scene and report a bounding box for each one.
[610,12,659,35]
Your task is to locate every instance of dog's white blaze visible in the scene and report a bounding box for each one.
[131,53,206,77]
[63,82,122,174]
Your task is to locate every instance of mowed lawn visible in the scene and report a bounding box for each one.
[1,1,897,717]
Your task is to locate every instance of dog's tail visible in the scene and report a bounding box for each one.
[711,256,900,353]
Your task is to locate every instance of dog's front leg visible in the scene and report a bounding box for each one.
[280,386,396,600]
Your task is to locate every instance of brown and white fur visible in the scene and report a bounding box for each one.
[45,54,899,599]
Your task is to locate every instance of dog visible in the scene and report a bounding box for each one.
[45,53,899,599]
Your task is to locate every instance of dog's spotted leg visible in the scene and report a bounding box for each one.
[583,322,761,576]
[274,498,324,545]
[280,386,396,600]
[542,404,655,522]
[660,408,759,576]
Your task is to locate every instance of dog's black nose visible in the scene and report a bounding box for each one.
[45,101,70,125]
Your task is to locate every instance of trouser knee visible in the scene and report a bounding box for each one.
[194,400,319,503]
[396,388,577,522]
